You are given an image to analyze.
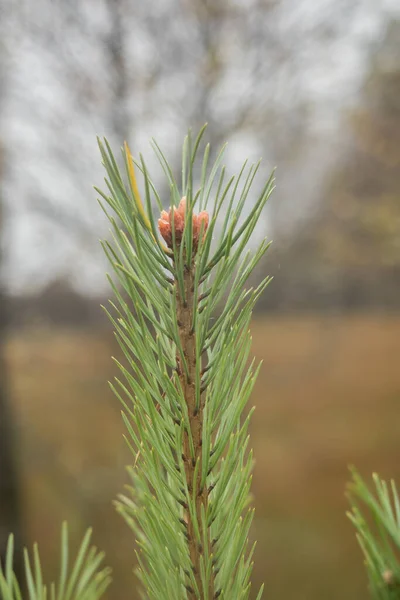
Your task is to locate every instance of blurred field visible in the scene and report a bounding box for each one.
[5,315,400,599]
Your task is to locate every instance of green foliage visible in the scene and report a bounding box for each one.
[0,523,111,600]
[96,125,274,599]
[348,469,400,599]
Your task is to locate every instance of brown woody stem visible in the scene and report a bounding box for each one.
[176,260,214,599]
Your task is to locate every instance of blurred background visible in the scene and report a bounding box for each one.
[0,0,400,598]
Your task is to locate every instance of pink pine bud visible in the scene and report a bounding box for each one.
[158,197,209,250]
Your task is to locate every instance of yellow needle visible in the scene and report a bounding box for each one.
[124,141,168,253]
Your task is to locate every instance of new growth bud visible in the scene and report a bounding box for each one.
[383,570,398,587]
[158,197,209,250]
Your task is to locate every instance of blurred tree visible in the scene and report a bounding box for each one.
[0,108,23,585]
[260,19,400,311]
[315,19,400,308]
[1,0,318,293]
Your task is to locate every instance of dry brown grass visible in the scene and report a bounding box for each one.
[5,315,400,599]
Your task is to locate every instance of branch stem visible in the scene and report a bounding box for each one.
[176,260,214,599]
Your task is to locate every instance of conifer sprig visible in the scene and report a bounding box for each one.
[97,127,274,599]
[0,524,111,600]
[347,469,400,599]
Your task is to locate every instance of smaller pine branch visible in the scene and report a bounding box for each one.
[0,523,111,600]
[347,468,400,599]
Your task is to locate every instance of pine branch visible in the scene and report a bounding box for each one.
[0,523,111,600]
[347,468,400,599]
[97,125,274,599]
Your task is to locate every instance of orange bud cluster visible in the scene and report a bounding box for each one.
[158,197,209,250]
